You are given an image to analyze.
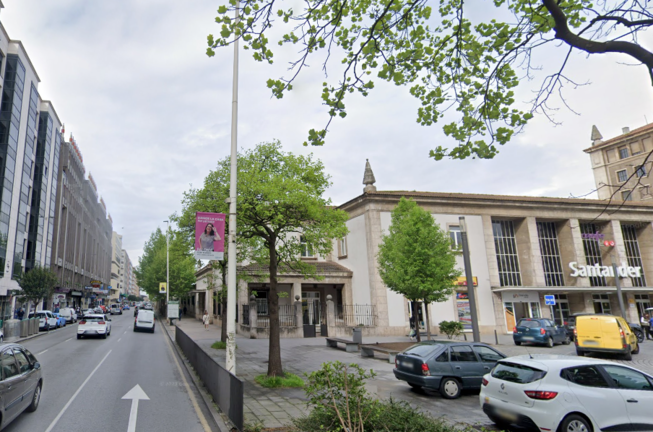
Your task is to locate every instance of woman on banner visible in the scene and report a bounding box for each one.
[199,223,221,251]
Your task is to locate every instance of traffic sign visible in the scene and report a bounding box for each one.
[544,295,556,306]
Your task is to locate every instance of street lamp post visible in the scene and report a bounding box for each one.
[163,220,170,321]
[610,254,627,320]
[459,217,481,342]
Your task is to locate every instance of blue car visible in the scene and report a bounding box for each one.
[512,317,569,347]
[123,305,130,310]
[52,313,67,328]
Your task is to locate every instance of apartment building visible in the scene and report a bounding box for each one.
[110,231,123,302]
[585,123,653,202]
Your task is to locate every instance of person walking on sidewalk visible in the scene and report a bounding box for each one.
[642,313,652,340]
[202,310,210,330]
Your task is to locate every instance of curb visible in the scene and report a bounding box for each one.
[161,322,235,432]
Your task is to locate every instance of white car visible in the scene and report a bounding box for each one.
[30,311,58,331]
[58,307,77,323]
[134,310,155,333]
[110,304,122,315]
[480,355,653,432]
[77,314,112,339]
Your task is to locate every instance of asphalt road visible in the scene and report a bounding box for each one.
[3,313,220,432]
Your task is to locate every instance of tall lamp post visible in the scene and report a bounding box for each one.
[459,217,481,342]
[163,220,170,321]
[610,254,627,320]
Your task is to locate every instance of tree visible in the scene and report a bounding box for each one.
[127,294,143,302]
[377,197,460,341]
[200,141,348,377]
[134,228,197,307]
[17,265,58,314]
[208,1,653,160]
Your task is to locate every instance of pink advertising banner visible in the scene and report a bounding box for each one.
[194,212,226,260]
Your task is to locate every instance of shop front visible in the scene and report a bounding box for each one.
[500,291,542,333]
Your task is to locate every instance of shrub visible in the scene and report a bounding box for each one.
[211,341,226,349]
[439,320,464,339]
[254,373,304,388]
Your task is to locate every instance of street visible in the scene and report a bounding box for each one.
[4,313,219,432]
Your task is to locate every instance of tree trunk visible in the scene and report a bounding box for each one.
[220,264,228,343]
[411,300,421,343]
[267,238,284,377]
[424,301,432,341]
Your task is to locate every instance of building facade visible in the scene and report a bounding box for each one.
[585,123,653,202]
[110,231,123,302]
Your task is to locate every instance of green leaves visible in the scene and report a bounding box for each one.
[17,265,58,305]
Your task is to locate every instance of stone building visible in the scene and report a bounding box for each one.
[585,123,653,202]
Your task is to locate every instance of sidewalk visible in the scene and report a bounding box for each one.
[168,319,516,430]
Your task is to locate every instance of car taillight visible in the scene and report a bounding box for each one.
[482,378,488,386]
[540,328,546,335]
[513,326,517,333]
[99,321,106,325]
[79,321,86,325]
[421,363,430,376]
[563,321,568,326]
[524,390,558,400]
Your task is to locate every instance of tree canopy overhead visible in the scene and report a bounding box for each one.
[208,0,653,160]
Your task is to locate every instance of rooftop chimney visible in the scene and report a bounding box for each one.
[622,127,630,134]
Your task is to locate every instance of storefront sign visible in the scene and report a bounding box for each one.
[455,293,472,330]
[55,287,71,294]
[501,291,540,303]
[581,231,604,240]
[71,291,83,297]
[454,276,478,287]
[569,262,642,278]
[91,280,101,288]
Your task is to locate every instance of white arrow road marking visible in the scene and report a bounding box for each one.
[122,384,149,432]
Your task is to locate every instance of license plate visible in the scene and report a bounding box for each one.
[401,361,411,368]
[522,336,534,341]
[496,409,518,422]
[582,340,598,345]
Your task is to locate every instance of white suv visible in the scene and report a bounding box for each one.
[480,355,653,432]
[30,311,58,331]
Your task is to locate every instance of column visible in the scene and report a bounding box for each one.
[292,281,302,303]
[364,209,389,328]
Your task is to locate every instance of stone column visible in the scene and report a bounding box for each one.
[364,208,389,329]
[249,295,258,339]
[482,215,501,287]
[292,282,302,303]
[524,217,546,287]
[326,294,335,326]
[568,219,591,288]
[609,220,633,288]
[294,297,303,333]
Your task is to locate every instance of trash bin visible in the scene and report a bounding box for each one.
[19,319,28,338]
[352,327,362,344]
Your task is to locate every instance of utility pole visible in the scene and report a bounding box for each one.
[611,254,626,319]
[225,0,241,375]
[164,220,170,321]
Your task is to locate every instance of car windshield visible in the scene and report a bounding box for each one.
[492,362,546,383]
[84,316,105,322]
[402,344,439,357]
[517,320,541,328]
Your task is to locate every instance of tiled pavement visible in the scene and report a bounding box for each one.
[170,319,653,430]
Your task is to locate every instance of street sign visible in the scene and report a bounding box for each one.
[544,295,556,306]
[159,282,167,294]
[168,300,179,319]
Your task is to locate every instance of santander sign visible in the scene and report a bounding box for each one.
[569,262,642,278]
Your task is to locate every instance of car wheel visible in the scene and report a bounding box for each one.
[77,335,81,339]
[563,336,571,345]
[623,347,632,361]
[560,414,592,432]
[26,382,42,412]
[439,377,462,399]
[576,347,584,357]
[546,337,554,348]
[632,343,640,355]
[514,341,521,346]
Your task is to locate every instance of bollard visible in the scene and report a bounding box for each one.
[494,329,499,345]
[463,332,467,341]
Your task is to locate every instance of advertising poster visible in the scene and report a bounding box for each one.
[194,212,226,260]
[456,292,472,330]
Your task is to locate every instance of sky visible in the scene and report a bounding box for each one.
[2,0,653,263]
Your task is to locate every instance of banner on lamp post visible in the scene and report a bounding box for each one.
[194,212,226,260]
[159,282,167,294]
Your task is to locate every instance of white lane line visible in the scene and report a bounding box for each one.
[64,337,72,342]
[37,349,48,355]
[44,349,112,432]
[118,338,122,342]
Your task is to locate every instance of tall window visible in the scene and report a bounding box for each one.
[550,294,570,326]
[492,220,522,286]
[619,147,629,159]
[449,226,462,250]
[593,294,611,314]
[617,170,628,182]
[636,165,647,178]
[621,224,646,287]
[580,223,606,287]
[537,222,564,286]
[622,190,633,201]
[635,294,651,319]
[300,236,314,257]
[338,237,347,257]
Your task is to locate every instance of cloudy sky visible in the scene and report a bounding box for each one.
[2,0,652,263]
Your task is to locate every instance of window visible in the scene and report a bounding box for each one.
[300,236,314,258]
[580,223,606,287]
[435,351,448,362]
[492,220,522,287]
[593,294,612,314]
[473,346,504,362]
[491,362,546,384]
[622,224,646,287]
[562,366,609,388]
[622,190,633,201]
[13,350,30,373]
[449,345,478,362]
[537,222,564,286]
[338,237,347,257]
[603,365,653,391]
[619,147,629,159]
[617,170,628,182]
[636,165,647,178]
[635,294,652,320]
[0,351,19,380]
[551,294,570,326]
[449,226,462,250]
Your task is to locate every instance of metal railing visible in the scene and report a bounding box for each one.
[176,326,244,431]
[256,304,296,328]
[334,304,376,327]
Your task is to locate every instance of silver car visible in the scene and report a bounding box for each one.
[0,343,42,428]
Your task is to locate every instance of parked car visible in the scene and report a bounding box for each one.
[110,304,123,315]
[29,311,58,331]
[77,314,112,339]
[0,343,43,429]
[58,308,77,324]
[513,318,569,347]
[575,314,639,359]
[480,355,653,432]
[565,313,645,343]
[52,313,67,328]
[123,304,130,310]
[393,341,506,399]
[134,310,155,333]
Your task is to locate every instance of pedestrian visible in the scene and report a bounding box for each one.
[649,314,653,340]
[17,308,24,321]
[202,310,210,330]
[641,313,652,340]
[178,307,182,321]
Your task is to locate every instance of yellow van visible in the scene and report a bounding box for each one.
[575,314,639,360]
